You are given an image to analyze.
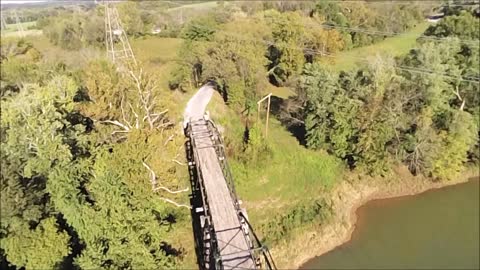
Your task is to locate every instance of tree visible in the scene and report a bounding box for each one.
[312,1,349,27]
[353,58,403,174]
[302,63,359,162]
[115,1,145,37]
[180,15,218,41]
[174,17,270,110]
[0,75,84,269]
[264,10,305,85]
[430,111,476,180]
[2,218,71,269]
[424,10,480,40]
[0,38,42,96]
[80,60,124,121]
[41,9,104,50]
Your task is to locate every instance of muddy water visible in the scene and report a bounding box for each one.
[301,179,479,269]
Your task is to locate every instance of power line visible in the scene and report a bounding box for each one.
[319,23,480,47]
[283,0,480,6]
[205,30,480,84]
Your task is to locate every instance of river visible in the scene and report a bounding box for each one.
[301,179,479,269]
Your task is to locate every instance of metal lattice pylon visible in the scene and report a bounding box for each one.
[1,11,7,30]
[13,10,25,38]
[103,1,137,67]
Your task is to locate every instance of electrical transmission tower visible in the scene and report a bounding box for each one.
[1,11,7,30]
[103,1,137,68]
[13,10,25,38]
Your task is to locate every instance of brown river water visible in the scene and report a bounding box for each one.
[301,179,479,269]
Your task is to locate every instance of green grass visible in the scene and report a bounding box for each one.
[2,21,37,32]
[1,21,41,38]
[206,93,343,225]
[326,22,432,71]
[168,1,219,12]
[266,84,296,99]
[132,37,183,64]
[131,37,187,119]
[232,120,342,222]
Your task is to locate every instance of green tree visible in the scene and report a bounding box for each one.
[2,218,71,269]
[80,60,123,120]
[429,111,477,180]
[424,10,480,40]
[117,1,145,37]
[180,15,218,41]
[264,10,305,85]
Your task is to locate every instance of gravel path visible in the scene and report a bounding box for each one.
[183,84,214,128]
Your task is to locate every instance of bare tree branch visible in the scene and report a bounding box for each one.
[142,161,190,209]
[142,161,158,189]
[154,186,189,194]
[120,95,133,129]
[172,159,186,166]
[164,134,175,146]
[158,197,191,209]
[101,120,131,131]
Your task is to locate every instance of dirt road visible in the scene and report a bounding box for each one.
[183,84,214,128]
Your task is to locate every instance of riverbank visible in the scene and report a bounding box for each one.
[270,165,479,269]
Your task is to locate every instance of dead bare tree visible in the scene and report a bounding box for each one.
[142,161,190,209]
[101,69,172,134]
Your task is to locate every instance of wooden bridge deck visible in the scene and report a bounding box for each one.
[190,121,255,269]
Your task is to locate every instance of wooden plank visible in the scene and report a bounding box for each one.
[191,121,255,269]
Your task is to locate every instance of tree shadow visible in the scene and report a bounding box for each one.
[57,214,84,270]
[160,242,183,257]
[184,139,206,269]
[269,95,307,146]
[0,250,18,270]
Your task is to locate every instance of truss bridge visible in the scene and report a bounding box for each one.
[185,117,276,270]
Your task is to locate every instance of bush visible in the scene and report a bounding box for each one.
[260,199,332,244]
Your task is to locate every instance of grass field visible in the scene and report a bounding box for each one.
[205,92,343,228]
[266,84,296,99]
[131,37,189,119]
[326,22,431,71]
[1,21,42,38]
[168,1,218,12]
[2,21,37,32]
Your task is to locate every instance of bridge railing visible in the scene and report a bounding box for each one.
[238,212,277,270]
[186,118,277,270]
[205,120,277,270]
[205,120,242,211]
[186,120,221,269]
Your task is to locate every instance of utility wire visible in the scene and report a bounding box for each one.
[319,23,480,47]
[206,30,480,84]
[281,0,480,6]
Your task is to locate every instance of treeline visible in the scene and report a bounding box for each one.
[311,1,425,49]
[295,9,479,179]
[37,0,426,52]
[174,5,479,180]
[171,9,347,108]
[38,1,183,50]
[252,0,426,49]
[1,38,189,268]
[172,0,427,105]
[169,1,433,169]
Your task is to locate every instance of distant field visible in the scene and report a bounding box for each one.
[3,21,37,32]
[1,21,41,37]
[327,22,431,71]
[131,37,187,118]
[132,37,182,63]
[168,1,218,12]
